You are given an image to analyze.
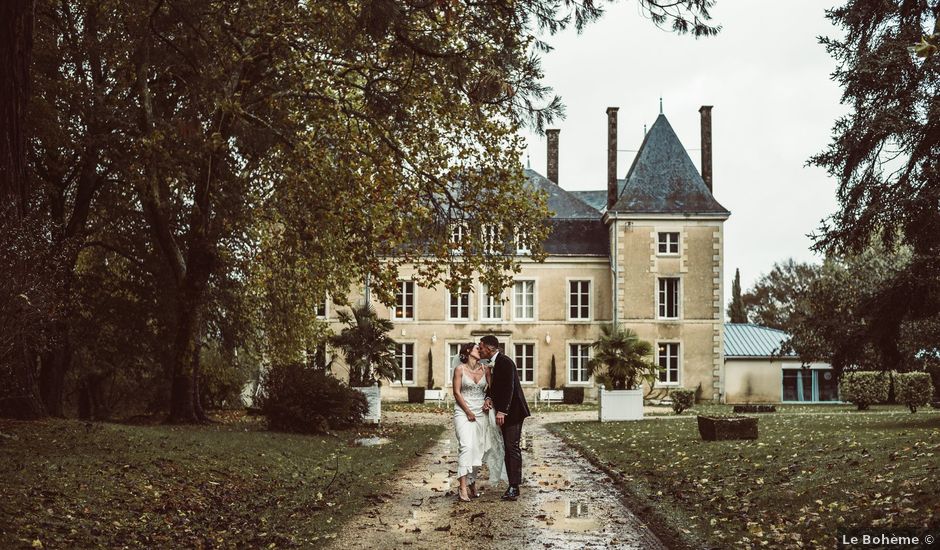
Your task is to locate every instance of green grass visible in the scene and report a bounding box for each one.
[0,417,443,548]
[551,411,940,548]
[644,402,928,416]
[383,400,598,414]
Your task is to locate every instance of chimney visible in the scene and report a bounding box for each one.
[699,105,713,192]
[546,129,560,184]
[606,107,619,210]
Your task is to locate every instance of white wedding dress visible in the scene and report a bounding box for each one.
[453,367,507,484]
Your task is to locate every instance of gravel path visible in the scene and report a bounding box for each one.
[326,411,664,550]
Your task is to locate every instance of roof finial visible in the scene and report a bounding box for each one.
[643,124,647,136]
[526,152,531,168]
[659,96,663,114]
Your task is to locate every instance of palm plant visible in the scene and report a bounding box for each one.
[587,325,661,390]
[331,304,399,386]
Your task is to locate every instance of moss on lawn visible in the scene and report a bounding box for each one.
[0,418,442,548]
[551,411,940,548]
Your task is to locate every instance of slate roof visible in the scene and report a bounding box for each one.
[524,168,608,256]
[524,168,601,219]
[610,114,730,216]
[724,323,796,358]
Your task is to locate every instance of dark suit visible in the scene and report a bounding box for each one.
[485,352,530,486]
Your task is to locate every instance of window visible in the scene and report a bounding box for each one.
[782,368,839,402]
[394,281,415,320]
[658,343,680,384]
[450,222,465,253]
[396,343,415,383]
[658,232,680,255]
[446,343,461,386]
[314,296,328,319]
[513,280,535,320]
[449,288,470,320]
[514,343,535,384]
[568,280,591,320]
[658,278,680,319]
[483,224,500,254]
[515,229,530,255]
[568,343,591,383]
[481,284,503,321]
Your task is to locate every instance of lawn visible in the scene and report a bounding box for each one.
[0,417,443,548]
[644,403,931,416]
[551,411,940,549]
[383,400,597,414]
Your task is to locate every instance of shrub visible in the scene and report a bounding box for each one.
[563,386,585,404]
[671,389,695,414]
[840,371,891,410]
[257,362,367,433]
[925,362,940,401]
[894,372,933,413]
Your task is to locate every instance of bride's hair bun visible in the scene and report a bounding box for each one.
[458,342,475,363]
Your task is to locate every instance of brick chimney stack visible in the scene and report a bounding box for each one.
[699,105,713,193]
[546,129,559,185]
[606,107,619,210]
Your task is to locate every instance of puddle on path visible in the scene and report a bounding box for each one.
[528,464,572,490]
[538,498,601,532]
[354,436,391,446]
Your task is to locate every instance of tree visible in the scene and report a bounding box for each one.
[549,354,557,389]
[727,268,747,323]
[740,259,821,332]
[812,2,940,371]
[331,304,399,387]
[587,325,660,390]
[426,350,434,390]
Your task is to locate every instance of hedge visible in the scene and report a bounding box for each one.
[894,372,933,413]
[840,371,890,410]
[671,389,695,415]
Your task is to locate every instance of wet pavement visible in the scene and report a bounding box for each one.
[326,411,665,549]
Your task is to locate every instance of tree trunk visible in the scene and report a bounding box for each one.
[39,321,70,417]
[166,256,212,424]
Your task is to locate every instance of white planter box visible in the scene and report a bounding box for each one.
[354,384,382,423]
[539,389,564,402]
[598,386,643,421]
[424,389,444,401]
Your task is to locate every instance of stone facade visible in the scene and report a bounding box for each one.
[327,106,731,402]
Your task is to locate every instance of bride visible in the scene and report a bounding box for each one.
[452,342,506,502]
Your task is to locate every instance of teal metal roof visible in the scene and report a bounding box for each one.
[724,323,795,358]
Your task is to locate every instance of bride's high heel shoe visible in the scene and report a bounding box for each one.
[468,482,479,499]
[457,486,471,502]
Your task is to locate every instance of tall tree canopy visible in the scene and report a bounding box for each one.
[812,1,940,370]
[3,0,720,421]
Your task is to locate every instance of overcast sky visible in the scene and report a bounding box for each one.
[520,0,848,309]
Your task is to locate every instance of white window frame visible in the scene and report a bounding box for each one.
[657,232,680,256]
[445,341,462,387]
[396,342,416,384]
[567,342,592,385]
[656,277,681,320]
[780,364,841,403]
[513,342,536,385]
[315,294,329,319]
[447,287,471,321]
[566,278,592,321]
[512,279,536,321]
[480,283,504,322]
[657,341,680,386]
[450,222,466,254]
[393,280,416,321]
[515,228,530,255]
[482,224,500,255]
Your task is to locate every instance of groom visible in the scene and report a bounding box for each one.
[479,335,531,501]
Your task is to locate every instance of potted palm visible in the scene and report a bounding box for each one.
[331,304,399,422]
[587,325,661,421]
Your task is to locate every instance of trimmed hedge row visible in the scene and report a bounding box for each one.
[840,370,934,412]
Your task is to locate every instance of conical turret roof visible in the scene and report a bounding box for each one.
[610,114,729,215]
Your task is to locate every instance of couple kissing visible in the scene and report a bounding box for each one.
[451,335,531,502]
